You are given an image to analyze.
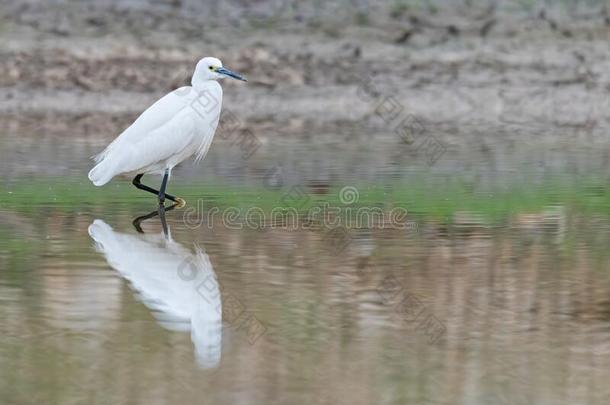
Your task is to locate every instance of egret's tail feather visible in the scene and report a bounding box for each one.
[88,158,118,186]
[92,151,107,164]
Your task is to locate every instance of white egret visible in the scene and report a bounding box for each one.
[88,57,247,205]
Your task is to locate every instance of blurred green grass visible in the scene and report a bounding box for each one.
[2,175,610,223]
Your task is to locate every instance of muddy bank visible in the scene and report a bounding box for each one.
[2,1,610,137]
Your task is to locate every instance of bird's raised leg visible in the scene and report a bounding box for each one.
[132,173,185,206]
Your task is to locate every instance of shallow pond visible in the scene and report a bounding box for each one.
[1,126,610,404]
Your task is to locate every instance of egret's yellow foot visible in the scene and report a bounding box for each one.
[175,197,186,208]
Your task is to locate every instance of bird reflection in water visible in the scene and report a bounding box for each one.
[88,204,222,369]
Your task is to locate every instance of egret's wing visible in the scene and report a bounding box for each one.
[194,114,218,164]
[116,108,197,174]
[94,88,192,163]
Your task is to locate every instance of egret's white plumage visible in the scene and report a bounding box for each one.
[88,219,222,369]
[88,57,246,189]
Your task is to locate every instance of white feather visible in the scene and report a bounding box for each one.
[88,75,223,186]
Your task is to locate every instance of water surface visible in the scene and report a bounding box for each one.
[2,126,610,404]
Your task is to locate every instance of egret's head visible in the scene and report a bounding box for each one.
[194,57,247,83]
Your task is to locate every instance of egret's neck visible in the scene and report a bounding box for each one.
[192,76,213,93]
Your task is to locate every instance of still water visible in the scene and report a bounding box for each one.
[2,126,610,404]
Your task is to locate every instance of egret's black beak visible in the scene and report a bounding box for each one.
[216,67,247,82]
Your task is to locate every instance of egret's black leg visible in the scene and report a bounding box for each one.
[132,174,159,195]
[159,169,170,205]
[132,173,178,203]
